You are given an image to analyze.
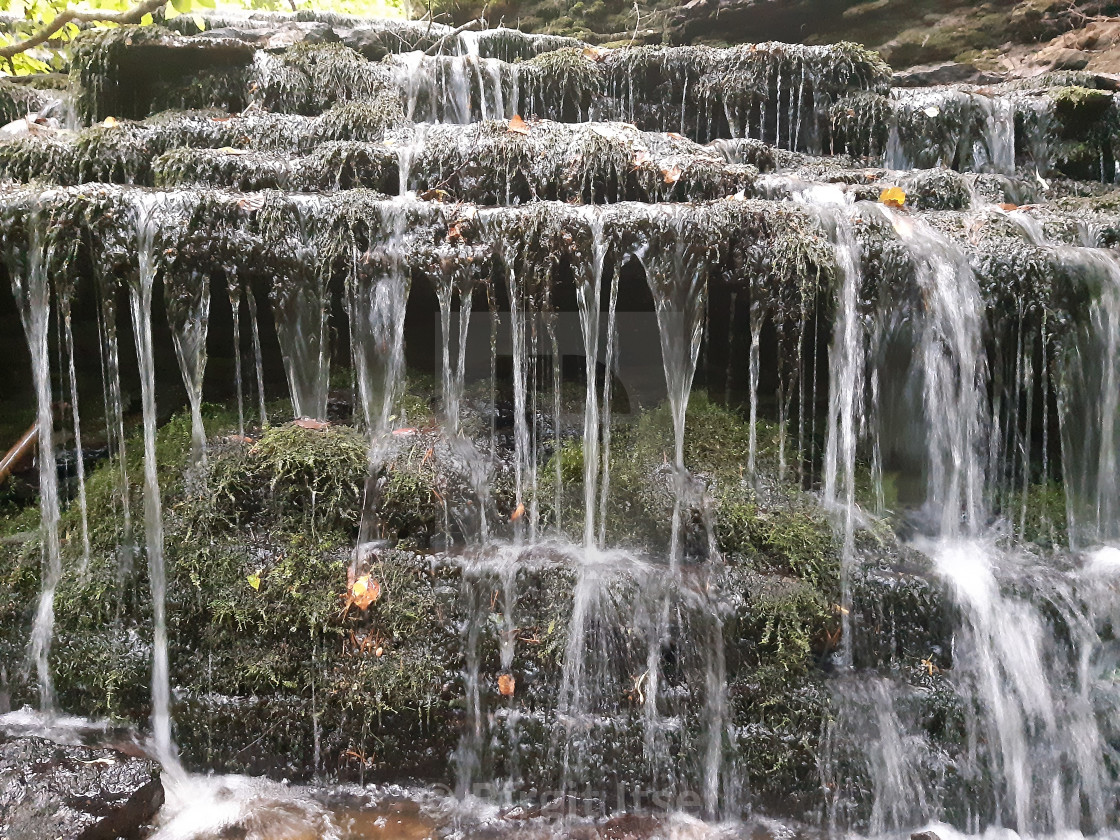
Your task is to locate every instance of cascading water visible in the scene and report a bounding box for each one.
[131,193,177,765]
[5,12,1120,840]
[9,209,62,713]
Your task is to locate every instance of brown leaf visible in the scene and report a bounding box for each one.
[631,148,651,168]
[448,222,464,242]
[510,502,525,522]
[292,417,330,430]
[507,114,530,135]
[662,163,683,184]
[498,674,516,696]
[581,46,608,61]
[999,202,1019,212]
[666,132,685,141]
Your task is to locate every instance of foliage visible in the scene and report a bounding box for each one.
[0,0,403,77]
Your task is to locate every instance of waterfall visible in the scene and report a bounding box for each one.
[58,285,91,570]
[8,16,1120,837]
[96,270,135,579]
[10,210,62,714]
[575,208,607,550]
[637,207,709,569]
[269,197,330,421]
[131,193,176,764]
[168,270,211,470]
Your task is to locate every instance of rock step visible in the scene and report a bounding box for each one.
[0,115,1051,211]
[0,731,163,840]
[48,24,1120,182]
[0,185,1111,338]
[69,26,889,144]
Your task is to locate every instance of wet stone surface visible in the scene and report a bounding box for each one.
[0,732,163,840]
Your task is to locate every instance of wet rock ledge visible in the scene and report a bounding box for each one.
[0,733,163,840]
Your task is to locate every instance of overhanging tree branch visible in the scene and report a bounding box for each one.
[423,17,484,55]
[0,0,169,60]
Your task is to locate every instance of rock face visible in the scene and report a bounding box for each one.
[0,734,163,840]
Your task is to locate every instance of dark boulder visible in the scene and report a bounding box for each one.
[0,733,163,840]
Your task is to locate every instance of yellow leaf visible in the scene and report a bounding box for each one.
[101,117,119,128]
[247,572,261,590]
[507,114,530,135]
[349,574,381,610]
[878,186,906,209]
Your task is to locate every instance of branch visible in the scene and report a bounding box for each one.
[0,0,170,60]
[423,17,484,55]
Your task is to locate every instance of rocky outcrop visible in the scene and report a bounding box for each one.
[0,733,163,840]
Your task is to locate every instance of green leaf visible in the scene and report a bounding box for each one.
[170,0,192,12]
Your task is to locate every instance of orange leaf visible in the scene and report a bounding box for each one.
[878,186,906,208]
[507,115,530,135]
[999,203,1019,212]
[498,674,516,696]
[510,502,525,522]
[292,417,330,430]
[581,46,608,61]
[631,149,651,167]
[349,575,381,610]
[662,164,683,184]
[666,132,685,141]
[392,427,419,436]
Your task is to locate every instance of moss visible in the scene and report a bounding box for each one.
[253,43,395,117]
[1000,480,1069,549]
[1049,85,1114,127]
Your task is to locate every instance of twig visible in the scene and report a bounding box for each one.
[423,17,485,55]
[0,0,169,60]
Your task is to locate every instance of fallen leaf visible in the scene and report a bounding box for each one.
[507,114,530,135]
[392,427,419,436]
[666,132,685,141]
[292,417,330,430]
[662,163,683,184]
[247,571,261,591]
[510,502,525,522]
[448,222,464,242]
[999,202,1019,212]
[631,148,651,167]
[101,116,120,128]
[923,106,941,118]
[878,186,906,209]
[581,46,608,61]
[498,673,516,696]
[350,574,381,610]
[418,188,451,202]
